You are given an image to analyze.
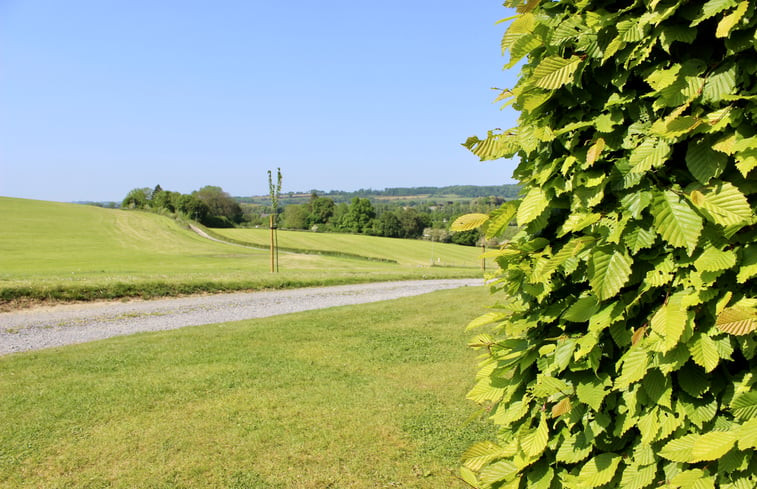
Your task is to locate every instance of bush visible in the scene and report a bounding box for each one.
[458,2,757,488]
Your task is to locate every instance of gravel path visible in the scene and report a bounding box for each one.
[0,279,481,355]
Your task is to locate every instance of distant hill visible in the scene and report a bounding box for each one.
[237,184,520,205]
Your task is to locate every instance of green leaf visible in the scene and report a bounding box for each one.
[563,295,600,322]
[588,247,633,301]
[646,65,681,91]
[689,182,753,227]
[451,213,489,231]
[689,333,720,373]
[620,464,658,489]
[575,453,622,488]
[685,140,728,184]
[463,441,512,471]
[479,460,519,485]
[621,191,653,219]
[653,190,703,255]
[624,225,657,254]
[703,65,737,102]
[556,433,593,463]
[576,373,611,411]
[650,290,690,353]
[517,187,549,227]
[716,1,749,37]
[691,0,738,26]
[616,348,649,389]
[731,391,757,420]
[694,246,737,272]
[520,414,549,457]
[629,138,671,174]
[485,201,518,239]
[659,433,696,462]
[737,417,757,450]
[690,431,737,462]
[530,56,582,90]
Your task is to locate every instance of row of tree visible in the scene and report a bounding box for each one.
[122,185,243,228]
[120,186,510,245]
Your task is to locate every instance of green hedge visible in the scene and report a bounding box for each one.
[457,1,757,488]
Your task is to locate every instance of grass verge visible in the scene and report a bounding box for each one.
[0,286,492,488]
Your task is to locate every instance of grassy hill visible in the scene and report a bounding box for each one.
[211,227,483,268]
[0,197,482,305]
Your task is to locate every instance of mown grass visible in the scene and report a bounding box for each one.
[0,287,492,488]
[0,197,482,306]
[211,227,484,268]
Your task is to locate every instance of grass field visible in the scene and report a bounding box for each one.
[0,287,492,488]
[211,227,483,268]
[0,197,483,305]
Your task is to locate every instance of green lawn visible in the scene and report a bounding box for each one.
[0,287,492,488]
[211,227,484,268]
[0,197,481,304]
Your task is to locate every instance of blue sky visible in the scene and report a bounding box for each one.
[0,1,519,202]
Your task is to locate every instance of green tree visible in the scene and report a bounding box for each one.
[281,204,309,229]
[121,188,151,209]
[193,185,243,224]
[342,197,376,233]
[308,193,336,227]
[457,2,757,488]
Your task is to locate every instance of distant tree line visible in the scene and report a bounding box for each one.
[120,185,516,245]
[121,184,243,228]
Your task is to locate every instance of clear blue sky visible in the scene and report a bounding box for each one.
[0,1,519,202]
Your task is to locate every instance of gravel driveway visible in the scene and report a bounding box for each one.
[0,279,481,355]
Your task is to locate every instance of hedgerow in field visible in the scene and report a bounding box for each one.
[455,0,757,487]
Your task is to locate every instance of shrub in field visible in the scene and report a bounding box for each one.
[456,1,757,487]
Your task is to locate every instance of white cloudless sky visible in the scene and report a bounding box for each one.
[0,1,520,202]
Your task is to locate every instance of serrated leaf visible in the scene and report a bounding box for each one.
[521,415,549,457]
[501,13,536,52]
[646,65,681,91]
[517,187,549,226]
[530,56,582,90]
[712,133,737,154]
[691,0,738,26]
[620,464,657,489]
[556,433,593,463]
[686,140,728,184]
[690,431,736,462]
[629,138,671,174]
[689,333,720,373]
[485,201,518,239]
[737,417,757,450]
[589,247,633,301]
[650,290,690,353]
[616,348,649,389]
[690,182,753,227]
[526,461,554,489]
[576,373,611,411]
[460,467,479,487]
[463,441,512,471]
[624,226,657,254]
[717,0,749,37]
[451,213,489,231]
[694,246,737,272]
[563,295,600,323]
[659,433,696,462]
[703,65,737,103]
[731,391,757,419]
[467,311,507,331]
[576,453,622,488]
[653,190,703,255]
[479,459,519,485]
